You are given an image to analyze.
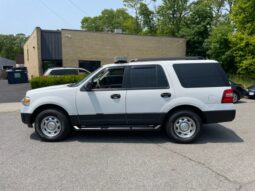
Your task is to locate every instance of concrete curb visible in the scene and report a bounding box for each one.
[0,102,21,113]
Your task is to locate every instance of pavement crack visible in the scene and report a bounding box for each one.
[153,142,240,187]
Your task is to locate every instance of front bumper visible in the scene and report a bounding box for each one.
[21,113,33,127]
[203,110,236,123]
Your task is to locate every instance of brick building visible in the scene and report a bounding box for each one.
[24,27,186,78]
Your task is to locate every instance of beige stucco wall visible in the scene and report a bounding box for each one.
[23,27,42,79]
[61,30,186,67]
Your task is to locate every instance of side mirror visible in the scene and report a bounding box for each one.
[84,81,93,91]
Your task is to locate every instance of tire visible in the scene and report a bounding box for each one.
[165,110,201,143]
[233,92,239,104]
[34,109,71,142]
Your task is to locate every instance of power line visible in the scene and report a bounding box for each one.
[67,0,89,16]
[38,0,72,26]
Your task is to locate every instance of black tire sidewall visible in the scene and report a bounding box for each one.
[35,109,70,141]
[233,92,239,103]
[166,110,201,143]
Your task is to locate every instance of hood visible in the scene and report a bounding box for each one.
[27,84,69,95]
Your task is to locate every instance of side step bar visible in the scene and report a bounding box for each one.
[73,125,161,131]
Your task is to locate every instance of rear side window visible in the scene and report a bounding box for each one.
[173,63,229,88]
[50,69,78,75]
[129,65,169,89]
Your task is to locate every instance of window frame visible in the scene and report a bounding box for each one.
[126,64,170,90]
[88,66,128,91]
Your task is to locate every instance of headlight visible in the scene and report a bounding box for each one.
[22,97,30,106]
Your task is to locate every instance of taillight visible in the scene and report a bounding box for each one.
[222,89,233,103]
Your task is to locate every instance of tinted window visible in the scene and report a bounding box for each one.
[50,69,78,75]
[173,63,229,88]
[129,65,169,89]
[92,67,125,89]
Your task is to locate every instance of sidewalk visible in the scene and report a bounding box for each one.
[0,102,21,112]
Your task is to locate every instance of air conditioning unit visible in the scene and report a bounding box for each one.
[114,56,128,64]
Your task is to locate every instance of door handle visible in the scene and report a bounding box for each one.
[111,94,121,99]
[161,93,171,98]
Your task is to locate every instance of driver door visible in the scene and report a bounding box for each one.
[76,66,127,126]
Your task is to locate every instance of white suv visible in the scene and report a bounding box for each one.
[21,58,235,143]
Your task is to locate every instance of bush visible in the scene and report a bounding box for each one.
[228,74,255,88]
[30,74,87,89]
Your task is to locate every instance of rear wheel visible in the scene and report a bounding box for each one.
[233,92,239,103]
[34,109,71,142]
[165,110,201,143]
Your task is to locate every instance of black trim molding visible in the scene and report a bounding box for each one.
[203,110,236,123]
[21,113,33,127]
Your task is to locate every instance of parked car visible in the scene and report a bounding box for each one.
[247,85,255,99]
[44,67,90,76]
[21,58,235,143]
[229,81,248,103]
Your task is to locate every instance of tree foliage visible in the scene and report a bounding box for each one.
[0,33,27,60]
[81,9,137,33]
[157,0,188,36]
[64,0,255,77]
[229,0,255,78]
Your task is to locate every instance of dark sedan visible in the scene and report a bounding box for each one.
[247,85,255,99]
[229,81,248,103]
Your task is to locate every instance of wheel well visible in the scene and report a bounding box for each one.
[31,104,70,124]
[233,90,240,97]
[162,105,205,126]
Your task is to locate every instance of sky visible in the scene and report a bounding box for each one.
[0,0,124,35]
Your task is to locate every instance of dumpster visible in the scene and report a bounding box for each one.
[7,69,28,84]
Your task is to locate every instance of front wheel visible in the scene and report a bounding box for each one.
[34,109,71,142]
[165,110,201,143]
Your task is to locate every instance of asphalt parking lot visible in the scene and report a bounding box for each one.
[0,80,29,103]
[0,99,255,191]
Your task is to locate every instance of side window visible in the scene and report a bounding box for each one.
[173,63,229,88]
[50,69,78,75]
[91,67,125,89]
[129,65,169,89]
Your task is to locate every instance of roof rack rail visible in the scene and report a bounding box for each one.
[130,56,204,62]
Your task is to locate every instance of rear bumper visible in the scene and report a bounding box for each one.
[204,110,236,123]
[21,113,33,127]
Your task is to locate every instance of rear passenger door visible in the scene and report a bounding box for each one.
[126,65,173,125]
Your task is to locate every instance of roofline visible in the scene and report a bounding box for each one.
[105,59,219,67]
[60,28,186,40]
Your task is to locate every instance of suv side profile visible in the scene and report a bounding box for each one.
[21,58,235,143]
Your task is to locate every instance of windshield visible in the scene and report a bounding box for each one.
[68,67,103,87]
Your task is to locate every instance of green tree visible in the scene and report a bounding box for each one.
[157,0,189,36]
[229,0,255,78]
[205,23,235,72]
[81,9,137,33]
[180,0,214,57]
[0,34,27,60]
[138,2,156,34]
[123,0,143,33]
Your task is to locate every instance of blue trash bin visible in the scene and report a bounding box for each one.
[7,69,28,84]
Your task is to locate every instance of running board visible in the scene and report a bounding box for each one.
[73,125,161,131]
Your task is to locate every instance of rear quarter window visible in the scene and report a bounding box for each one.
[173,63,229,88]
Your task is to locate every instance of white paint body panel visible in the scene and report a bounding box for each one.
[76,90,126,115]
[21,60,235,120]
